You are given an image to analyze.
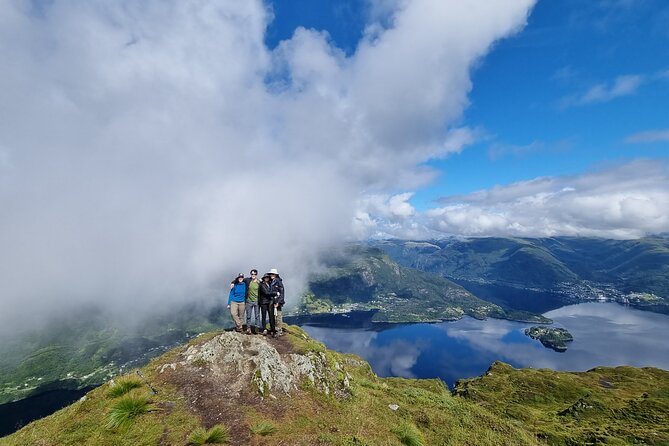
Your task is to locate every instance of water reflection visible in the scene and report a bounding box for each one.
[301,303,669,387]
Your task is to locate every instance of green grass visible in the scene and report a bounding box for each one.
[252,330,541,445]
[454,362,669,445]
[4,328,668,446]
[106,395,153,429]
[391,423,424,446]
[188,425,230,445]
[250,421,277,436]
[1,372,200,446]
[107,378,143,398]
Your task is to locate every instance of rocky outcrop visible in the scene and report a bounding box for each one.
[157,331,351,399]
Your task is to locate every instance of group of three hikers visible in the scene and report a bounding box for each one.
[227,268,285,338]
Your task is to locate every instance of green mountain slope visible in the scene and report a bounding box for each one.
[0,304,227,405]
[375,238,576,288]
[301,246,549,323]
[534,237,669,298]
[3,327,668,446]
[372,237,669,313]
[455,361,669,445]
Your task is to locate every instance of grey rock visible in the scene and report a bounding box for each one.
[165,332,351,399]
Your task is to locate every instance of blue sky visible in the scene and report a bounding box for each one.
[266,0,669,211]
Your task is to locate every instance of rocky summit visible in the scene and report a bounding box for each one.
[2,326,668,446]
[157,330,352,423]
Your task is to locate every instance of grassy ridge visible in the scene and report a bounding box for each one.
[3,326,668,445]
[1,326,540,446]
[455,361,669,445]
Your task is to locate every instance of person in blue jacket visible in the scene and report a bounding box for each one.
[228,273,247,332]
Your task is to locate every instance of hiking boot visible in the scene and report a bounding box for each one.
[246,328,252,334]
[234,327,242,333]
[262,330,268,336]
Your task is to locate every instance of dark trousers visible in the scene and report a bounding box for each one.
[260,304,276,333]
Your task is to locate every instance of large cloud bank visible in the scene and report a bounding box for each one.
[0,0,535,333]
[358,160,669,239]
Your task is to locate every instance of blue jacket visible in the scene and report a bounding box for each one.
[228,282,246,305]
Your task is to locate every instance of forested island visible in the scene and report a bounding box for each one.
[524,326,574,352]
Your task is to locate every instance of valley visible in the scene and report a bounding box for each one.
[371,236,669,314]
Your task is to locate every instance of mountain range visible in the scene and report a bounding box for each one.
[299,246,549,323]
[370,236,669,314]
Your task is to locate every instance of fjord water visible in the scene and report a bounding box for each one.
[300,303,669,387]
[0,387,94,437]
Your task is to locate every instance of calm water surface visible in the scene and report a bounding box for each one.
[300,303,669,387]
[0,387,94,437]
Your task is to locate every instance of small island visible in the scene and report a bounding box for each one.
[524,326,574,352]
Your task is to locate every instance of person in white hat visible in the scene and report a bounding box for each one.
[268,268,285,336]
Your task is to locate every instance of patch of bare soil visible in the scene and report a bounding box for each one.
[267,331,295,356]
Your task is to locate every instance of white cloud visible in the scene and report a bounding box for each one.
[560,74,644,107]
[442,127,485,157]
[435,160,669,237]
[0,0,536,334]
[625,129,669,143]
[358,160,669,239]
[354,193,426,239]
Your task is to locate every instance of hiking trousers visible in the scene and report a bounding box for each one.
[246,301,260,329]
[260,303,275,333]
[275,305,283,333]
[229,301,245,329]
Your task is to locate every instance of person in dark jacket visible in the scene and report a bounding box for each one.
[258,273,278,335]
[269,268,285,337]
[228,273,246,332]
